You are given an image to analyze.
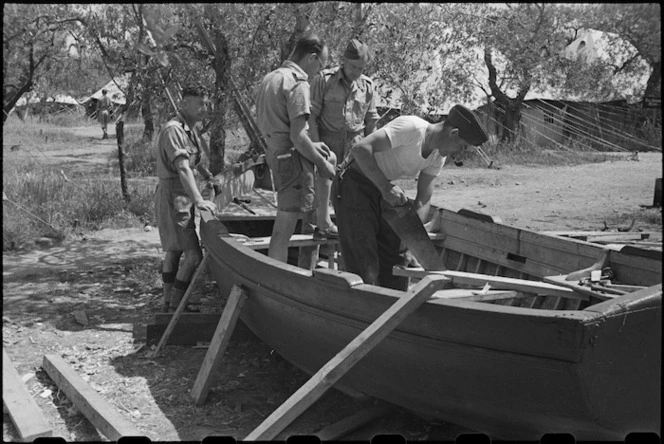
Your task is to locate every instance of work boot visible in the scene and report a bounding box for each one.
[162,282,173,312]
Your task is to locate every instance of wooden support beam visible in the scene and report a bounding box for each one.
[393,267,587,301]
[3,350,52,441]
[191,285,248,406]
[148,253,209,358]
[314,404,393,441]
[243,275,451,441]
[42,354,141,441]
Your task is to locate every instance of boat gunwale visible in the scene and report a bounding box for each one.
[203,210,658,324]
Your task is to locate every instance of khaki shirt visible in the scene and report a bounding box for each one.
[256,60,310,148]
[310,67,379,134]
[155,114,202,180]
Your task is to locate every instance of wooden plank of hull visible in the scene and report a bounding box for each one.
[235,284,639,440]
[435,208,662,285]
[575,284,662,436]
[245,275,451,440]
[199,211,661,439]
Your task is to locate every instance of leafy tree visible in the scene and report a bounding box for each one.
[574,3,661,99]
[3,4,86,123]
[467,3,572,141]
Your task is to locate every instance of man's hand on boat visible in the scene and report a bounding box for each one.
[381,183,408,207]
[195,197,217,214]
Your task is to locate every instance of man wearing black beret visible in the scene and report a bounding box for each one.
[334,104,489,290]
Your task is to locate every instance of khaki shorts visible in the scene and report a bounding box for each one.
[98,110,110,127]
[154,178,200,252]
[265,147,315,213]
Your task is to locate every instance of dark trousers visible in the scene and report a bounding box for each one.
[333,168,409,290]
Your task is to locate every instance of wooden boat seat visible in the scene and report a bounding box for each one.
[431,288,522,302]
[393,267,586,301]
[235,234,338,250]
[313,268,364,289]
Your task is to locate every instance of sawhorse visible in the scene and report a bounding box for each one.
[190,284,248,405]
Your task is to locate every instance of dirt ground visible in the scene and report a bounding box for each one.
[3,126,662,441]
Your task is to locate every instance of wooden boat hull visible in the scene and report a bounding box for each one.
[200,209,661,440]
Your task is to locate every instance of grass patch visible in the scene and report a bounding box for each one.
[122,125,156,176]
[453,139,617,169]
[606,207,663,231]
[3,115,86,152]
[3,155,155,251]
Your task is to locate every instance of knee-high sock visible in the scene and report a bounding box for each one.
[169,279,191,310]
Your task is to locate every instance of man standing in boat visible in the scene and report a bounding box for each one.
[335,105,489,290]
[255,33,337,262]
[154,84,217,312]
[307,38,379,239]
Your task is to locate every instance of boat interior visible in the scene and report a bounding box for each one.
[216,188,662,312]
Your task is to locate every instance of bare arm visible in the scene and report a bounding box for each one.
[308,112,320,143]
[308,73,324,143]
[290,115,335,179]
[174,157,217,212]
[413,171,437,222]
[351,130,407,206]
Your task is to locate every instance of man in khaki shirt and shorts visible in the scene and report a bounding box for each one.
[154,85,217,311]
[255,34,337,262]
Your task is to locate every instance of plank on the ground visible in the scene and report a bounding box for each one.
[315,404,393,441]
[191,285,248,406]
[3,349,52,441]
[42,354,141,441]
[244,275,451,441]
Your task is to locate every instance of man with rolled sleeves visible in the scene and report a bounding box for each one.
[334,104,489,290]
[308,39,379,238]
[154,84,217,312]
[255,34,337,262]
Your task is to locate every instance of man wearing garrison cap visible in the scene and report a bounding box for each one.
[334,105,489,290]
[307,38,379,240]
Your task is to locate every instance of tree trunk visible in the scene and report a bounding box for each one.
[500,103,522,142]
[3,80,33,125]
[141,86,154,142]
[644,59,661,98]
[280,7,311,63]
[208,30,231,175]
[115,120,131,203]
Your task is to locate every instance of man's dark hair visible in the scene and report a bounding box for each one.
[102,89,108,94]
[181,84,209,98]
[291,33,326,62]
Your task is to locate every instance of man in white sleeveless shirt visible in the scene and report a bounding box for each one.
[334,104,489,290]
